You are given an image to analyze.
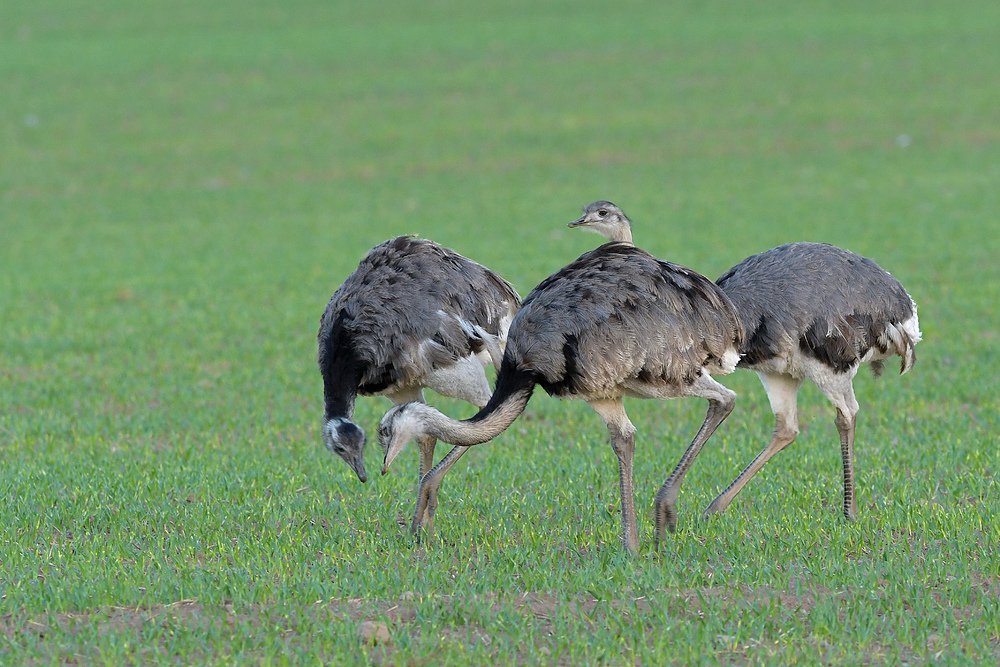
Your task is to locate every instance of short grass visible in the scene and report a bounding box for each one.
[2,0,998,663]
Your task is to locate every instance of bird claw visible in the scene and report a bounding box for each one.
[653,492,678,547]
[703,497,724,517]
[409,480,439,542]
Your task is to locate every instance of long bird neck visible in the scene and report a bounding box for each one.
[322,373,357,420]
[420,367,536,446]
[607,225,633,245]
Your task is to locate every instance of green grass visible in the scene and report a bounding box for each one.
[2,0,998,663]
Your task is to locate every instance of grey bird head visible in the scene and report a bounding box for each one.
[568,201,634,244]
[322,418,368,483]
[378,402,429,476]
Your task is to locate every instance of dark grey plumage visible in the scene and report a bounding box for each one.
[717,243,917,374]
[708,242,921,519]
[318,235,520,522]
[379,241,743,552]
[508,244,742,397]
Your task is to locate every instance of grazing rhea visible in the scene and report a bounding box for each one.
[706,243,921,520]
[379,239,743,553]
[318,236,519,530]
[569,200,922,520]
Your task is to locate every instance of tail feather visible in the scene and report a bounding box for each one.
[869,309,920,377]
[899,335,917,375]
[896,308,921,375]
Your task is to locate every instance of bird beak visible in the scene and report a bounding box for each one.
[568,215,589,228]
[348,454,368,483]
[381,436,407,476]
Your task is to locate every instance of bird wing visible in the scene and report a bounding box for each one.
[509,243,742,398]
[717,242,917,372]
[318,236,520,395]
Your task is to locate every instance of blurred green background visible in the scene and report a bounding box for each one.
[1,1,998,663]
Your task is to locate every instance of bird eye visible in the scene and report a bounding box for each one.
[598,210,608,217]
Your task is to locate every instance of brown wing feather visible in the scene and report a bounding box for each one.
[507,243,742,398]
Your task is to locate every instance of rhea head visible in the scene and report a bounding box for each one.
[377,402,431,476]
[322,417,368,483]
[568,200,633,244]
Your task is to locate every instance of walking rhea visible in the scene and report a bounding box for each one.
[569,200,921,521]
[379,238,742,552]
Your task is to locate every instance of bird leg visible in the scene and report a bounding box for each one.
[589,399,639,554]
[654,374,736,548]
[835,408,857,521]
[610,425,639,554]
[386,388,444,532]
[806,364,860,521]
[414,434,437,529]
[411,445,471,539]
[705,412,798,516]
[409,361,493,537]
[705,371,802,517]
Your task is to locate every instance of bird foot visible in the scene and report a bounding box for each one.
[703,496,726,517]
[653,517,677,553]
[654,497,678,542]
[410,519,435,544]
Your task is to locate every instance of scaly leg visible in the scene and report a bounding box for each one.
[411,445,471,538]
[385,388,439,531]
[414,434,437,530]
[589,398,639,554]
[805,360,860,521]
[655,373,736,547]
[835,408,857,520]
[705,372,802,516]
[411,360,493,536]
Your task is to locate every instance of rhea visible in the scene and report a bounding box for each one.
[379,240,743,553]
[318,236,519,530]
[569,200,921,521]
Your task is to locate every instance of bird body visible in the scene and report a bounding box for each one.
[507,243,741,399]
[318,235,520,493]
[717,242,918,377]
[380,239,743,552]
[708,242,920,519]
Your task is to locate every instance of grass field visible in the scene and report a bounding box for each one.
[2,0,999,663]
